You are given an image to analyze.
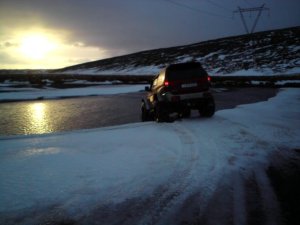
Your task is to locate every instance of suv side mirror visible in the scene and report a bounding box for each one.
[145,86,150,92]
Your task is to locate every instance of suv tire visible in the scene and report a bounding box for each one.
[179,107,191,118]
[199,98,215,117]
[141,101,152,121]
[154,102,170,122]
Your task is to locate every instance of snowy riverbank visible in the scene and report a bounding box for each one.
[0,84,145,102]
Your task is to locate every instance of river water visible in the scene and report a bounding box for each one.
[0,93,142,136]
[0,88,277,136]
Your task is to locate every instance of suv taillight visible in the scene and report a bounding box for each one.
[164,81,173,87]
[207,76,211,82]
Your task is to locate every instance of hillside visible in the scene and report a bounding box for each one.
[56,26,300,76]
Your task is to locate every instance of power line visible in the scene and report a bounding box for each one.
[243,0,255,8]
[163,0,232,19]
[206,0,232,12]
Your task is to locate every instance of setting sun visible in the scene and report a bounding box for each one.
[0,27,106,69]
[20,34,56,60]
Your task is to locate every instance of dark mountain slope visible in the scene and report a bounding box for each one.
[56,26,300,76]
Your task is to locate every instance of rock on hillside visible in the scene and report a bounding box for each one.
[56,26,300,76]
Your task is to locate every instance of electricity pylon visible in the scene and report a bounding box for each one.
[233,4,270,34]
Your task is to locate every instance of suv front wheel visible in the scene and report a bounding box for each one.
[154,102,170,122]
[141,101,152,121]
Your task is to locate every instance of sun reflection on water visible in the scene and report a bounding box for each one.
[32,103,45,119]
[26,102,53,134]
[23,147,61,157]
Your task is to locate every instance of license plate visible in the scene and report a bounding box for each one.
[181,83,197,88]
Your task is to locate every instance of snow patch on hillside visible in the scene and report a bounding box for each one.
[63,63,300,76]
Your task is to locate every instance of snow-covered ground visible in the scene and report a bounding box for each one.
[0,88,299,224]
[0,84,145,101]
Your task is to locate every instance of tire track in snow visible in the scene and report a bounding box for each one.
[139,123,199,225]
[233,171,247,225]
[80,122,200,225]
[224,125,282,225]
[38,122,202,225]
[254,168,281,225]
[171,118,231,224]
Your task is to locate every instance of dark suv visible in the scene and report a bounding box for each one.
[141,62,215,122]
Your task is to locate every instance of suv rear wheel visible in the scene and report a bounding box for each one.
[179,107,191,118]
[199,98,215,117]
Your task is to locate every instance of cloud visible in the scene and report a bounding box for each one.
[2,1,299,51]
[0,0,299,69]
[0,0,235,54]
[0,42,19,48]
[0,51,28,68]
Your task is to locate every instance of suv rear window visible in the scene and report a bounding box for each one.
[166,62,207,80]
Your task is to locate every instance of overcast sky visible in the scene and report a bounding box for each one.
[0,0,299,69]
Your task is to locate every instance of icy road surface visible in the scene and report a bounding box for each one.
[0,89,299,225]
